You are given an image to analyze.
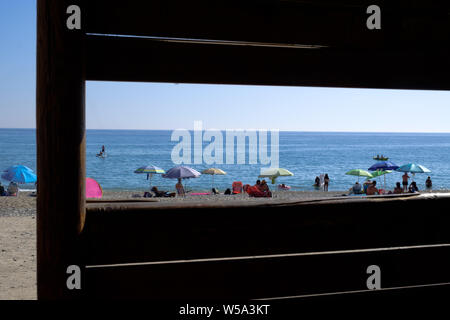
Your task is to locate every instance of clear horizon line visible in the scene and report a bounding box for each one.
[1,127,450,134]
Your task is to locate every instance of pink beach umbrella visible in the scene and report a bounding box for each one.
[86,177,103,199]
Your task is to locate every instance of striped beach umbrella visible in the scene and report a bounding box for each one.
[134,164,165,188]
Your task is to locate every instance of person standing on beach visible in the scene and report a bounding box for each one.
[425,177,432,190]
[402,173,410,192]
[324,174,330,191]
[175,178,185,196]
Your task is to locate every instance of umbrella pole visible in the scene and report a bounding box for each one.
[149,173,153,190]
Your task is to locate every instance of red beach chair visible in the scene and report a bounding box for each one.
[232,181,243,194]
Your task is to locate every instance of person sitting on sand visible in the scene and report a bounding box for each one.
[366,181,379,195]
[349,181,362,195]
[151,186,175,197]
[409,181,419,193]
[0,182,5,196]
[393,182,403,194]
[425,177,432,190]
[7,182,19,196]
[259,180,272,197]
[175,178,185,196]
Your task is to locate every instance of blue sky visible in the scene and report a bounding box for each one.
[1,1,450,132]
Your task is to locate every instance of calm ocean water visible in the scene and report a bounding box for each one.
[1,128,449,192]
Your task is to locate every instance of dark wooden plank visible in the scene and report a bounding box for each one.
[37,0,86,299]
[83,0,450,50]
[83,245,450,299]
[80,196,450,265]
[85,34,450,90]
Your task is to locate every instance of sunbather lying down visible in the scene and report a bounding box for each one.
[149,186,176,198]
[244,184,272,198]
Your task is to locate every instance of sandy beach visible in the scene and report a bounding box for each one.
[1,189,449,300]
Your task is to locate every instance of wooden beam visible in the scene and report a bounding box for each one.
[85,35,450,90]
[37,0,86,299]
[80,197,450,265]
[83,0,450,50]
[83,244,450,299]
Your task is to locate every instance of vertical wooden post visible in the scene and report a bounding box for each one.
[36,0,86,299]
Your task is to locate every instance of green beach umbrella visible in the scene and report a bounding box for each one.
[367,170,392,189]
[259,168,293,184]
[346,169,372,182]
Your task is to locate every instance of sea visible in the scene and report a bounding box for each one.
[1,128,449,192]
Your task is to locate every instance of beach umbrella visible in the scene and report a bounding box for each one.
[134,164,165,188]
[368,161,399,172]
[201,168,226,189]
[86,177,103,199]
[259,168,293,184]
[163,166,201,179]
[396,163,431,182]
[345,169,372,182]
[1,165,37,184]
[163,166,201,192]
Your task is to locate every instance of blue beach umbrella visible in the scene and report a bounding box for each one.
[396,163,431,174]
[368,161,399,172]
[396,163,431,182]
[368,161,398,190]
[1,165,37,184]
